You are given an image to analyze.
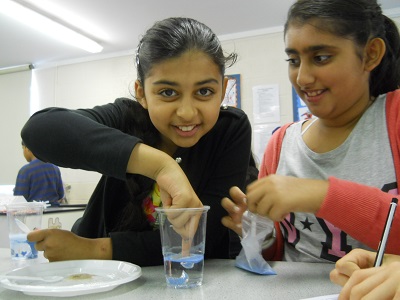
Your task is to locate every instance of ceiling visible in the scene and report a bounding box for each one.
[1,0,400,69]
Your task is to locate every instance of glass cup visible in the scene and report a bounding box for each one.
[6,202,44,260]
[155,206,210,289]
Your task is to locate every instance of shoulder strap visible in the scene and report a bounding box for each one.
[268,122,293,174]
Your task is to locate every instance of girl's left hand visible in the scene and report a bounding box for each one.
[221,186,248,236]
[27,229,112,261]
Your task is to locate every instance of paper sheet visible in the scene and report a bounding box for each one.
[252,84,280,124]
[253,123,280,163]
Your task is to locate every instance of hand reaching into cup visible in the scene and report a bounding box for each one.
[156,207,209,257]
[165,209,199,256]
[156,206,210,288]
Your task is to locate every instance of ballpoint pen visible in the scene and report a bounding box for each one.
[374,197,398,267]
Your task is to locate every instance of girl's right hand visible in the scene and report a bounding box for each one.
[330,249,376,287]
[127,143,202,209]
[330,248,400,287]
[245,175,328,221]
[126,143,202,242]
[330,249,400,300]
[155,158,202,210]
[155,159,203,247]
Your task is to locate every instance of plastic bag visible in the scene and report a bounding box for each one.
[235,210,277,275]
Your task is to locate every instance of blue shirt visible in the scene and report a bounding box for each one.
[14,159,64,202]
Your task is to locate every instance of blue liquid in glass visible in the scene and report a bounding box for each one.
[164,254,204,288]
[9,233,38,260]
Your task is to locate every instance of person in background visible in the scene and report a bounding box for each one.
[14,140,64,205]
[330,249,400,299]
[222,0,400,263]
[22,17,253,266]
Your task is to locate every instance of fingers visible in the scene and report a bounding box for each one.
[339,262,400,300]
[339,267,383,300]
[331,249,374,288]
[178,213,201,256]
[336,249,375,276]
[330,268,350,287]
[27,229,46,243]
[181,237,192,257]
[28,229,50,254]
[160,186,202,210]
[245,179,271,216]
[331,249,397,299]
[220,197,243,235]
[167,210,201,244]
[27,229,67,259]
[335,259,363,280]
[228,186,247,207]
[224,186,247,216]
[246,176,329,221]
[221,216,242,236]
[167,210,199,231]
[221,196,242,215]
[246,177,286,220]
[220,186,247,236]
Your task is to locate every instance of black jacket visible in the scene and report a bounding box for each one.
[21,98,253,266]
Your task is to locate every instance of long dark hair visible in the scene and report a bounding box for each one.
[284,0,400,97]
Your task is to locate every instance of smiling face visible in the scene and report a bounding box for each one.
[285,22,374,124]
[135,50,227,154]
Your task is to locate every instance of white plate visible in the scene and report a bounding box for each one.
[0,260,141,297]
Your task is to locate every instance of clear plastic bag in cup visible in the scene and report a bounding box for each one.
[235,210,276,275]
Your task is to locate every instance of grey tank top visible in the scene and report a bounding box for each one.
[276,95,396,262]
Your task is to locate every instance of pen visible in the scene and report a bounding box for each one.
[373,197,398,267]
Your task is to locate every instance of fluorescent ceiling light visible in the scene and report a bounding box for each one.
[0,0,103,53]
[25,0,109,41]
[0,64,34,75]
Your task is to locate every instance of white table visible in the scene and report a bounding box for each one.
[0,248,341,299]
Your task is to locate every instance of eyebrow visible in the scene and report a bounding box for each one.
[285,44,338,55]
[152,78,220,86]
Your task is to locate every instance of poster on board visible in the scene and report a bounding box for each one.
[222,74,241,108]
[292,87,313,121]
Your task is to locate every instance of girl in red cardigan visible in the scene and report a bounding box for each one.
[222,0,400,264]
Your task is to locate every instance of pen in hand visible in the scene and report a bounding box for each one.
[373,197,398,267]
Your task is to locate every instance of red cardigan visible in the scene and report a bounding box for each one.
[260,90,400,261]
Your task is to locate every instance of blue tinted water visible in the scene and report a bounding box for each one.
[9,233,37,259]
[164,254,204,288]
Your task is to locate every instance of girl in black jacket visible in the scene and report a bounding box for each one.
[23,17,253,266]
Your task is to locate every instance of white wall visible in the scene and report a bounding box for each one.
[3,15,400,203]
[221,31,292,125]
[0,71,31,185]
[31,56,136,203]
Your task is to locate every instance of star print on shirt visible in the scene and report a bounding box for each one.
[300,217,314,231]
